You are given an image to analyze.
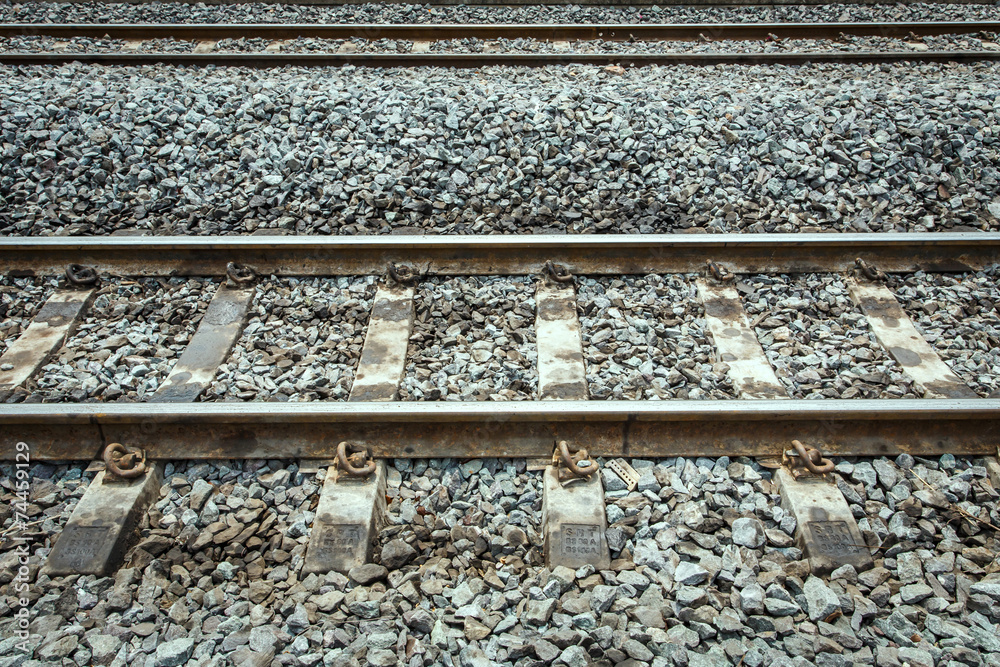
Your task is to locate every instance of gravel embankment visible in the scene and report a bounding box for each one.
[202,277,376,402]
[1,61,998,236]
[21,278,216,403]
[742,273,916,399]
[579,274,737,400]
[3,454,998,666]
[2,32,996,54]
[895,267,1000,398]
[400,277,537,401]
[2,2,999,24]
[0,277,57,356]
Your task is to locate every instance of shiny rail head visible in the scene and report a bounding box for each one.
[1,233,998,278]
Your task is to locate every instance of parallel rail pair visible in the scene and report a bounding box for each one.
[1,233,998,462]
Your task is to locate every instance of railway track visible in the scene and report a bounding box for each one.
[1,20,996,67]
[2,20,996,41]
[2,232,999,589]
[3,8,1000,664]
[3,232,999,459]
[2,50,997,67]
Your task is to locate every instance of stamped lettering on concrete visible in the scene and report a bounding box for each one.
[304,464,387,574]
[558,524,602,559]
[809,520,867,559]
[542,467,611,570]
[54,524,108,571]
[774,468,873,574]
[45,466,162,576]
[311,523,364,563]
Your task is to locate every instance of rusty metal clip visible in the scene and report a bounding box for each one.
[388,262,417,284]
[226,262,256,285]
[336,441,376,478]
[554,440,595,483]
[66,264,98,287]
[785,439,835,476]
[854,257,891,284]
[706,259,735,283]
[544,260,574,284]
[102,442,147,482]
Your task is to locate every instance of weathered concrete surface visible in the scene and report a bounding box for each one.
[535,280,588,401]
[535,279,608,569]
[850,280,978,399]
[0,288,94,396]
[44,464,162,576]
[153,286,254,403]
[986,457,1000,491]
[774,467,873,575]
[542,466,611,570]
[303,462,387,574]
[348,284,414,402]
[697,279,788,399]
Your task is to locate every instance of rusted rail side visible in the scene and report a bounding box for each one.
[1,22,996,41]
[1,399,997,460]
[2,233,998,278]
[1,50,998,67]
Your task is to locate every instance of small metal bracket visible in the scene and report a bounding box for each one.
[783,439,835,478]
[335,441,376,479]
[552,440,595,484]
[65,263,99,287]
[388,262,418,285]
[226,262,256,287]
[102,442,147,483]
[607,458,640,491]
[705,259,735,283]
[544,261,574,284]
[854,258,893,286]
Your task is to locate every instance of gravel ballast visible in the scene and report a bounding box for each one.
[399,277,537,401]
[894,267,1000,398]
[742,273,917,399]
[579,274,737,400]
[0,276,57,355]
[2,454,998,666]
[2,32,996,54]
[22,278,217,403]
[2,2,999,24]
[1,61,999,236]
[202,277,376,402]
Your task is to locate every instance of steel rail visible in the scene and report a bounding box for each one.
[2,399,997,460]
[1,21,997,42]
[13,0,992,6]
[2,50,998,67]
[2,233,998,277]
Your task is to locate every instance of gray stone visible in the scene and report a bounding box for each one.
[764,598,800,617]
[87,635,122,666]
[731,517,766,549]
[154,638,195,667]
[189,478,214,511]
[559,645,590,667]
[591,585,618,614]
[404,608,435,634]
[349,563,388,585]
[675,561,710,586]
[969,582,1000,602]
[899,583,933,604]
[525,598,557,625]
[804,576,841,622]
[381,538,417,569]
[623,639,655,662]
